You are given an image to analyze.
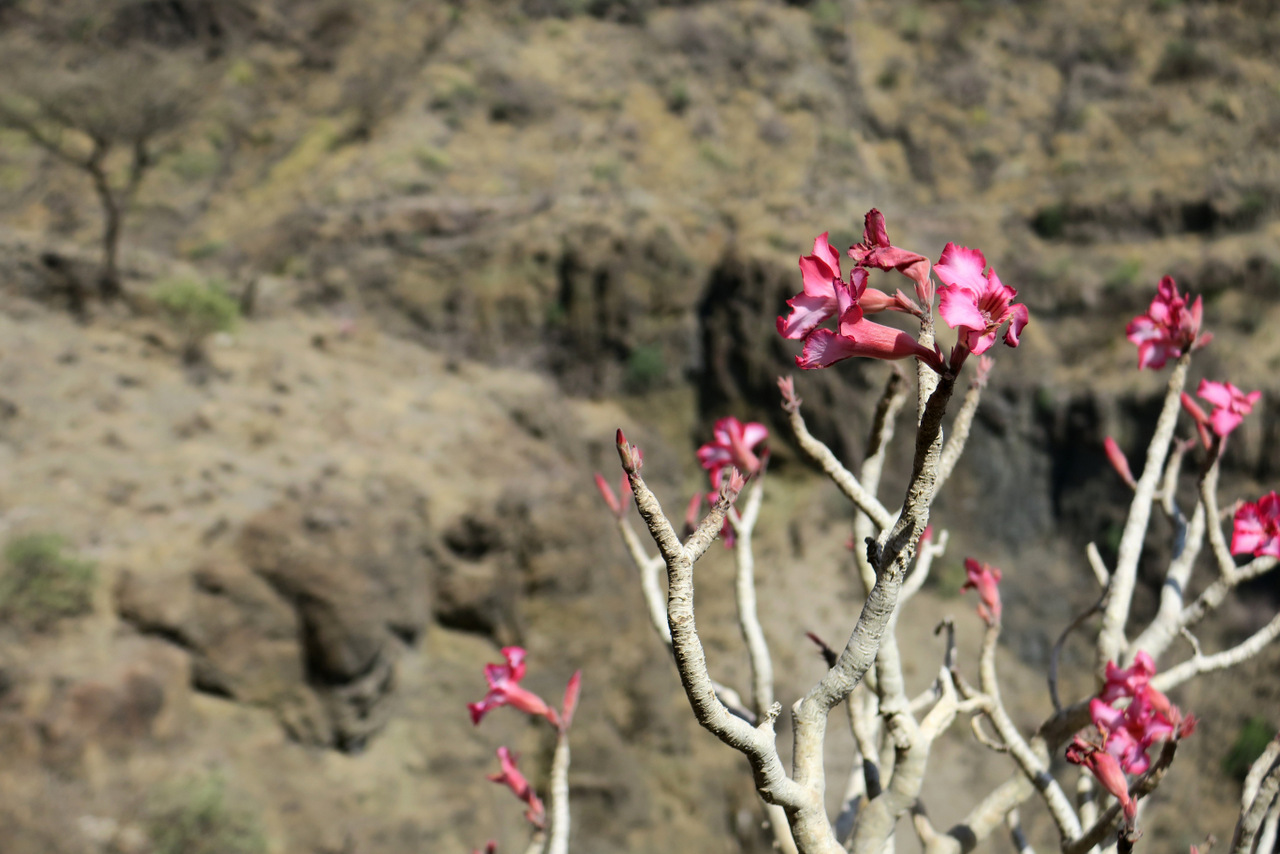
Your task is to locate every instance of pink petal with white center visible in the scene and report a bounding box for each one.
[936,283,987,331]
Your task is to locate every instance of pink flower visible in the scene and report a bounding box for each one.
[1103,437,1136,489]
[795,269,943,371]
[1196,379,1261,438]
[697,416,768,487]
[960,558,1002,626]
[1232,492,1280,557]
[847,209,934,307]
[1099,651,1155,703]
[1066,736,1137,824]
[468,647,558,727]
[472,842,498,854]
[935,243,1029,361]
[1125,276,1210,370]
[777,232,844,340]
[778,230,922,342]
[488,747,546,829]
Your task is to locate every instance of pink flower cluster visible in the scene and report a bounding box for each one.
[697,416,768,487]
[1068,652,1195,826]
[693,416,765,547]
[1232,492,1280,558]
[960,558,1002,626]
[934,244,1028,364]
[777,210,1027,374]
[1125,276,1210,370]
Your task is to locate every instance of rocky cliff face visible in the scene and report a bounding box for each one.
[1,0,1279,852]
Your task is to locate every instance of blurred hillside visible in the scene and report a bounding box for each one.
[1,0,1279,852]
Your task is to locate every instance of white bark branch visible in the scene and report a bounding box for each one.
[1152,611,1280,692]
[1098,354,1190,667]
[546,729,572,854]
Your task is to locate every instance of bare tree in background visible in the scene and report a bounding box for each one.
[0,40,205,312]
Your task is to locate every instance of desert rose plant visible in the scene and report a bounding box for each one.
[467,646,581,854]
[584,210,1280,854]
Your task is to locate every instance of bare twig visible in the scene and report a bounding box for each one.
[1152,611,1280,692]
[1007,809,1036,854]
[782,390,895,532]
[1087,542,1110,589]
[1050,596,1104,713]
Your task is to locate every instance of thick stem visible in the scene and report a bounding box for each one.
[792,374,956,851]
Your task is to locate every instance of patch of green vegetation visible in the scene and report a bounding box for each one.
[170,148,221,182]
[1222,716,1277,782]
[1034,385,1058,416]
[0,533,95,630]
[147,774,268,854]
[1153,39,1215,83]
[1104,258,1144,293]
[1238,189,1268,223]
[766,233,793,253]
[184,240,226,262]
[811,0,844,39]
[897,5,924,41]
[698,143,735,172]
[1032,203,1068,240]
[665,80,691,115]
[414,145,452,172]
[928,561,967,599]
[226,58,256,86]
[1103,522,1125,554]
[876,65,900,90]
[152,277,240,361]
[591,159,623,185]
[625,344,667,393]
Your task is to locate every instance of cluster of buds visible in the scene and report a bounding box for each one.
[467,647,581,849]
[776,210,1027,375]
[690,416,767,546]
[1068,653,1196,828]
[960,558,1002,626]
